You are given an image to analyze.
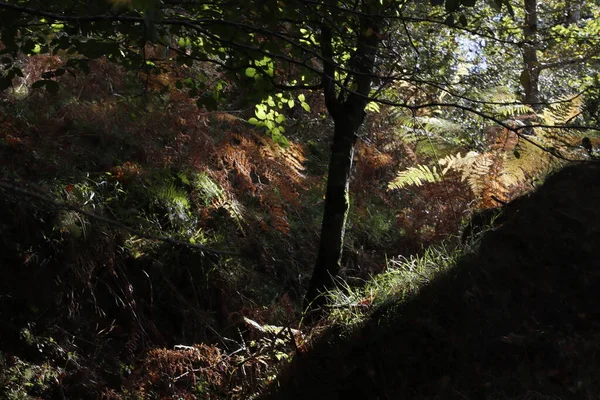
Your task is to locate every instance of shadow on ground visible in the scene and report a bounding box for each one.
[266,162,600,400]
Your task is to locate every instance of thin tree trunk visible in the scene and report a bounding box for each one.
[304,3,381,310]
[304,113,360,307]
[522,0,541,111]
[565,1,581,25]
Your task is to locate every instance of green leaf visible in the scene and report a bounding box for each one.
[245,67,257,78]
[301,102,311,112]
[365,101,380,113]
[287,99,295,108]
[179,173,191,185]
[255,108,267,120]
[275,114,286,124]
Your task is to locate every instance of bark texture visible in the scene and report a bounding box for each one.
[522,0,541,110]
[304,108,363,307]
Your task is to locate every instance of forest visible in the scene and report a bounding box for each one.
[0,0,599,398]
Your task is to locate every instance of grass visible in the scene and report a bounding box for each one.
[326,243,460,326]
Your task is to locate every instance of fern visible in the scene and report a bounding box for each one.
[496,103,533,117]
[221,198,245,231]
[388,90,588,208]
[419,116,463,135]
[388,165,441,190]
[193,172,226,207]
[500,138,556,187]
[389,151,500,205]
[439,151,495,195]
[540,94,583,126]
[155,183,191,226]
[192,172,245,229]
[395,114,463,137]
[439,151,479,175]
[476,86,532,116]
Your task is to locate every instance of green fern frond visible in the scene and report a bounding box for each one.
[540,94,583,126]
[193,172,245,228]
[496,103,533,117]
[388,165,441,190]
[501,139,557,187]
[394,115,462,136]
[421,117,463,135]
[475,86,533,117]
[156,184,190,209]
[193,172,226,207]
[155,183,191,225]
[222,198,245,230]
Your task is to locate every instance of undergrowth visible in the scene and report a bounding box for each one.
[3,48,594,400]
[327,244,461,326]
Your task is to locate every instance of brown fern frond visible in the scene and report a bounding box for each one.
[356,142,394,181]
[211,112,244,123]
[269,203,291,235]
[439,152,509,206]
[488,127,519,152]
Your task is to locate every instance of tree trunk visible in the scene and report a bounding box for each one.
[565,2,581,25]
[304,3,381,311]
[522,0,541,111]
[304,112,361,308]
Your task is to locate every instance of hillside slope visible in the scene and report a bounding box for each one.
[267,162,600,400]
